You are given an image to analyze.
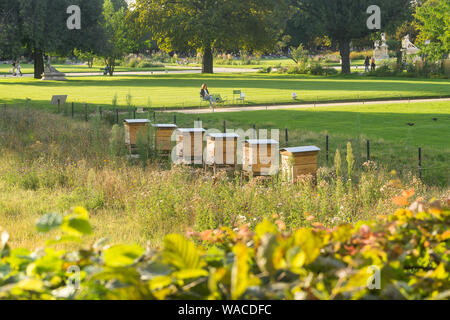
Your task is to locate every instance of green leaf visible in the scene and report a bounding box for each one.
[36,213,63,233]
[294,229,327,265]
[61,218,93,237]
[60,207,92,236]
[256,234,278,276]
[254,219,279,241]
[332,224,354,243]
[172,269,208,280]
[149,275,173,291]
[163,234,204,270]
[231,243,250,300]
[27,251,64,276]
[103,244,145,268]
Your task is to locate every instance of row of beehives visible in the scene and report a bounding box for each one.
[124,120,320,180]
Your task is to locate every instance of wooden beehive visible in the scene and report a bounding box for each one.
[242,139,279,176]
[280,146,320,181]
[151,124,177,153]
[124,119,150,148]
[206,133,239,168]
[175,128,206,164]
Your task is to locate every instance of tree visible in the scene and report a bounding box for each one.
[415,0,450,62]
[99,0,131,76]
[126,5,157,55]
[134,0,288,73]
[292,0,412,74]
[74,49,96,68]
[16,0,103,79]
[0,0,22,59]
[289,44,309,64]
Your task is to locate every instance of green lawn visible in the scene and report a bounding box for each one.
[155,101,450,185]
[0,63,191,75]
[1,73,449,109]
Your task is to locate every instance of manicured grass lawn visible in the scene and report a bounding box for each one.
[1,73,449,109]
[0,63,190,75]
[158,101,450,185]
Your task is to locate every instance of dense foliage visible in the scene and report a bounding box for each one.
[415,0,450,62]
[0,194,448,300]
[133,0,288,73]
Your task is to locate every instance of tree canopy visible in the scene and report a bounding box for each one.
[415,0,450,62]
[12,0,104,78]
[133,0,288,73]
[290,0,412,74]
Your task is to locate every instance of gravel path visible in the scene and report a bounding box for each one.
[165,97,450,114]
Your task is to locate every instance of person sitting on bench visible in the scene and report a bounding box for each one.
[200,83,216,108]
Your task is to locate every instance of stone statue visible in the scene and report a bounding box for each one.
[401,35,421,63]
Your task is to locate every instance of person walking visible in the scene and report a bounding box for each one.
[11,61,16,76]
[200,83,216,109]
[371,57,376,72]
[16,62,22,76]
[364,56,370,72]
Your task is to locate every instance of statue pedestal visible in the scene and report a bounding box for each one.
[41,66,67,81]
[374,45,389,61]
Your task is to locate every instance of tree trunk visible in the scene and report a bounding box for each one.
[34,49,44,79]
[106,57,115,76]
[202,45,213,74]
[339,39,351,75]
[396,50,403,71]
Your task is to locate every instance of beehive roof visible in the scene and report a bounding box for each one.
[177,128,206,133]
[245,139,279,145]
[280,146,321,154]
[124,119,150,124]
[151,124,178,128]
[207,133,239,139]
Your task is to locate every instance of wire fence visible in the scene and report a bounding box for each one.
[1,101,449,186]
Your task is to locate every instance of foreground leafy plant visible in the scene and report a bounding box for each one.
[0,196,448,300]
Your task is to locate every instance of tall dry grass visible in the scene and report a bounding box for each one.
[0,107,448,249]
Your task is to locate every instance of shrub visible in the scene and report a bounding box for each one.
[138,61,164,68]
[350,50,373,61]
[258,66,272,74]
[0,196,448,300]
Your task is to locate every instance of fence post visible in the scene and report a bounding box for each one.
[133,108,136,119]
[57,99,60,113]
[174,114,177,125]
[285,128,288,146]
[326,135,329,164]
[153,112,156,123]
[116,109,119,124]
[367,140,370,161]
[84,104,88,121]
[71,102,74,119]
[223,120,226,133]
[418,147,422,179]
